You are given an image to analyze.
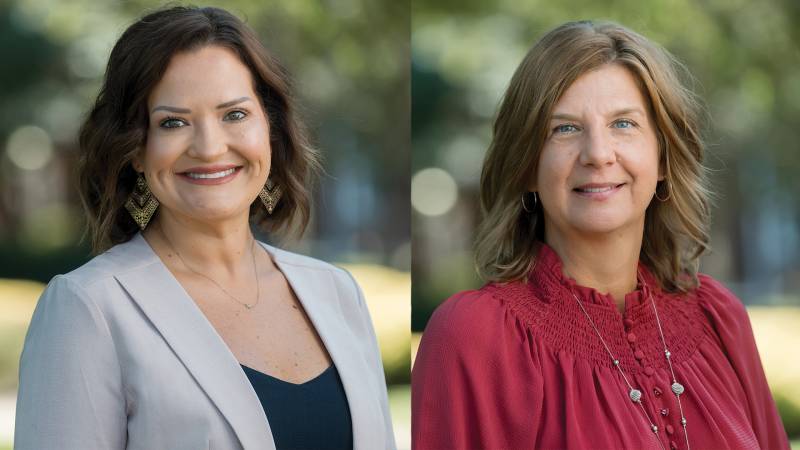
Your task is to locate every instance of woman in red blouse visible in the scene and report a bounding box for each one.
[412,21,790,450]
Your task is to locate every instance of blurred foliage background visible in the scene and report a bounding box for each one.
[411,0,800,442]
[0,0,410,447]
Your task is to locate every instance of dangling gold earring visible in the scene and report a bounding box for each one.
[125,174,159,229]
[259,178,283,214]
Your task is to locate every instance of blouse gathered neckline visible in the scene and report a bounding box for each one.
[494,242,709,372]
[529,241,652,309]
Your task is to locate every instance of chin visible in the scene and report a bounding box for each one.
[569,212,633,235]
[181,201,249,222]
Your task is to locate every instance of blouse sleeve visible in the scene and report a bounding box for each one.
[697,274,790,450]
[412,289,543,450]
[15,275,127,450]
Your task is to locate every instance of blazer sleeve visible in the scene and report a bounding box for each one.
[15,275,127,450]
[343,269,398,450]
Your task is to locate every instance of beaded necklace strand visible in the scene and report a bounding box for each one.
[568,270,690,450]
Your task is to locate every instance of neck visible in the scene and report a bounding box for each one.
[544,223,643,310]
[144,209,257,277]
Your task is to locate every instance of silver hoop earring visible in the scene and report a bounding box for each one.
[521,192,538,213]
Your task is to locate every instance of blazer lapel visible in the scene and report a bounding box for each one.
[265,244,385,450]
[114,234,275,450]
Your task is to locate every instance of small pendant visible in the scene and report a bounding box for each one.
[671,382,685,396]
[629,389,642,403]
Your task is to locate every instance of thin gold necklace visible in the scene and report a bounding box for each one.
[159,225,261,309]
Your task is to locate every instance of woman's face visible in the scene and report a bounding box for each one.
[135,45,271,225]
[532,63,662,240]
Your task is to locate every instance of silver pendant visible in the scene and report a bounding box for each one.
[629,389,642,403]
[671,382,685,396]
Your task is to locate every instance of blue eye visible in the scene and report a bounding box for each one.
[613,119,636,129]
[554,124,579,134]
[225,110,247,121]
[159,117,187,129]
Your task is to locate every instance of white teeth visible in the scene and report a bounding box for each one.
[185,168,236,179]
[578,186,614,193]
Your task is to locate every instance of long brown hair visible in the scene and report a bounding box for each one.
[475,20,711,292]
[77,6,321,254]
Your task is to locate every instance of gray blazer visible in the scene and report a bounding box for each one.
[15,232,396,450]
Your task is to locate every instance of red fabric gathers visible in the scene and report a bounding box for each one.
[412,243,790,449]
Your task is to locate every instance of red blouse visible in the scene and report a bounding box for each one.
[412,244,789,449]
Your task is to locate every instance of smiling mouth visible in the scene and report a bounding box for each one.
[184,167,238,179]
[573,183,625,193]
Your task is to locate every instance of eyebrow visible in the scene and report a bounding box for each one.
[150,96,252,114]
[550,107,646,121]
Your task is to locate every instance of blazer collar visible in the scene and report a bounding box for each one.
[114,233,275,449]
[268,245,385,450]
[113,233,383,450]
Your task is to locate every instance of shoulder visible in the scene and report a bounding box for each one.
[27,273,113,345]
[263,242,364,305]
[34,239,152,320]
[37,274,91,304]
[263,243,349,276]
[694,273,750,327]
[422,286,512,353]
[58,233,158,290]
[34,236,157,319]
[695,273,746,311]
[415,284,539,387]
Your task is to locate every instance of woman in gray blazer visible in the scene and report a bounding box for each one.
[14,6,395,450]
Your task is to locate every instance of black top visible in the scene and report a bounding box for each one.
[240,363,354,450]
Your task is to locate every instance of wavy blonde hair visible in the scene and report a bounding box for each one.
[475,20,712,292]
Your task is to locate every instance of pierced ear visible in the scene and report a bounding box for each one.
[657,160,668,181]
[657,135,670,182]
[131,150,144,173]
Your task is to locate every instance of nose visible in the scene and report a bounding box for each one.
[187,119,227,161]
[578,127,617,167]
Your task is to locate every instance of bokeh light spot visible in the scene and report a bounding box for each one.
[6,126,54,171]
[411,167,458,216]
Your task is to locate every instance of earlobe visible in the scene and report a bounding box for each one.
[131,151,144,173]
[658,147,669,182]
[657,164,667,181]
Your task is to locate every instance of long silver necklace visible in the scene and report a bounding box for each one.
[160,225,261,309]
[568,271,690,450]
